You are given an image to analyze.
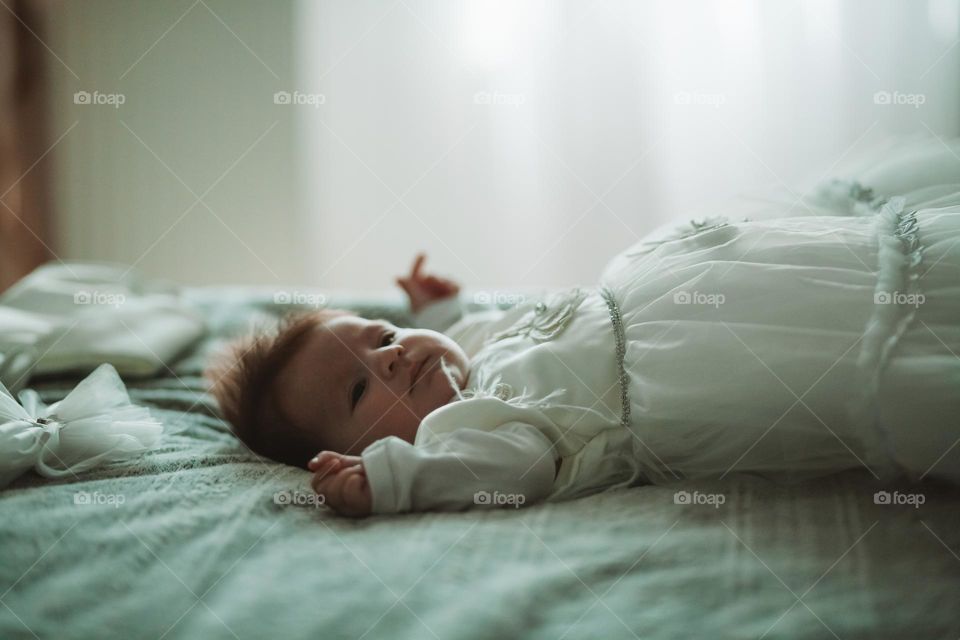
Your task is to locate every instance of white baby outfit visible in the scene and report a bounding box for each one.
[361,137,960,513]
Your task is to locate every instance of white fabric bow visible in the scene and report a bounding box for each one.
[0,363,163,488]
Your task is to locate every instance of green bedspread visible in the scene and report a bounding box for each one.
[1,288,958,640]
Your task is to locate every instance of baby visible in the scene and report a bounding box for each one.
[207,255,498,517]
[208,181,960,518]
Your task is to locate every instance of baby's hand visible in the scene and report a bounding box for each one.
[395,253,461,314]
[309,451,372,518]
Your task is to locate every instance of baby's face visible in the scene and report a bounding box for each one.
[274,314,470,456]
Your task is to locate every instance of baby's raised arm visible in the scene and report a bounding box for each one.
[395,253,460,314]
[398,253,539,358]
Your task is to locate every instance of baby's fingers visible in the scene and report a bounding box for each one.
[310,469,335,495]
[308,451,339,471]
[339,455,364,468]
[409,253,426,279]
[424,276,459,295]
[319,465,362,508]
[395,277,414,297]
[345,472,369,504]
[337,471,371,518]
[309,459,341,483]
[311,460,350,494]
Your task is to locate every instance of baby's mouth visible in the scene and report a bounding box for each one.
[409,354,430,391]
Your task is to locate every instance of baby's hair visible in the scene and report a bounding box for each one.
[204,308,351,468]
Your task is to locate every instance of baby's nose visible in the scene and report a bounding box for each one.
[384,344,405,374]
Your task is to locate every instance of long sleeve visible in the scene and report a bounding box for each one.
[361,422,559,514]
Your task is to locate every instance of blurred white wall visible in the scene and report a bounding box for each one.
[46,0,306,287]
[44,0,960,290]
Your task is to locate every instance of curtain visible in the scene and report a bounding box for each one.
[0,0,52,292]
[296,0,960,290]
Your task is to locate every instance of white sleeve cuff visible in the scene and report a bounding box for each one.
[362,437,405,513]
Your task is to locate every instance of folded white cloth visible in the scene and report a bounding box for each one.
[0,362,163,487]
[0,261,206,393]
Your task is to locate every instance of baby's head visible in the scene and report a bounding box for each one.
[205,309,470,468]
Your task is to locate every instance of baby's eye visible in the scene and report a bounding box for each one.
[380,331,396,347]
[351,379,366,409]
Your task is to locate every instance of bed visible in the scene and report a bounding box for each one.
[1,286,958,640]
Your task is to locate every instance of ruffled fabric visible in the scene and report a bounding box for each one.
[598,166,960,485]
[848,195,925,480]
[488,288,588,344]
[0,363,163,487]
[807,178,879,216]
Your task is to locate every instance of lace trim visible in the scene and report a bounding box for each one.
[600,286,630,431]
[458,287,627,420]
[812,178,894,217]
[489,287,588,344]
[854,195,925,479]
[849,180,877,204]
[687,216,732,235]
[625,216,753,259]
[458,288,588,407]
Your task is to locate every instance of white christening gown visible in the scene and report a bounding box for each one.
[602,182,959,485]
[360,136,960,513]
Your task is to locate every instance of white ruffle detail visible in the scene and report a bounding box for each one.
[850,195,923,480]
